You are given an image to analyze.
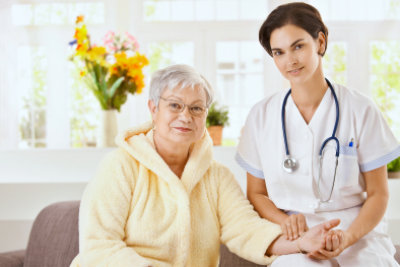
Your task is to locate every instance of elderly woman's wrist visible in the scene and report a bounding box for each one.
[295,235,307,254]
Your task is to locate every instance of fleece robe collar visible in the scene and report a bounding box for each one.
[115,121,213,194]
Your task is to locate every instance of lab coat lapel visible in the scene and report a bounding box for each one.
[286,95,310,141]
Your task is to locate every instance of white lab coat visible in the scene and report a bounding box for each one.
[237,83,400,266]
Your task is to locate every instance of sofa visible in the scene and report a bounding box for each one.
[0,201,399,267]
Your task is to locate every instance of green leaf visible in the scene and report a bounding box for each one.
[107,77,125,99]
[206,102,230,127]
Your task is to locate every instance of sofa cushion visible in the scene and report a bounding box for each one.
[23,201,80,267]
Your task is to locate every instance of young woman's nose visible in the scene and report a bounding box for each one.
[288,52,299,67]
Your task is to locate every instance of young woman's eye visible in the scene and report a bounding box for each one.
[295,44,303,50]
[273,51,282,56]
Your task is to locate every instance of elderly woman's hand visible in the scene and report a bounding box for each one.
[307,229,349,260]
[281,213,308,241]
[296,218,340,254]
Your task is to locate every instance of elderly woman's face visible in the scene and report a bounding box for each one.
[149,85,208,146]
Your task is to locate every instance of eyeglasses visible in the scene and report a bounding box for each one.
[160,97,207,117]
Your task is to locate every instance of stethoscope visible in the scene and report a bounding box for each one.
[281,78,340,203]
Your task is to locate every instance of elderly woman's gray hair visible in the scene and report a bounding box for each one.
[149,64,214,107]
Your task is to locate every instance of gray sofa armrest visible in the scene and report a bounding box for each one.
[395,245,400,264]
[23,201,80,267]
[219,244,264,267]
[0,250,25,267]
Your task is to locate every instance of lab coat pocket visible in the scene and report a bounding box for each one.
[337,145,360,194]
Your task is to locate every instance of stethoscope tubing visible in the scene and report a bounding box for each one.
[281,78,341,203]
[282,78,340,158]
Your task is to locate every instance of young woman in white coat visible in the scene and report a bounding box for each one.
[236,2,400,266]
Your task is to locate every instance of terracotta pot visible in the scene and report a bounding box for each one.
[388,171,400,179]
[207,125,223,146]
[97,109,118,147]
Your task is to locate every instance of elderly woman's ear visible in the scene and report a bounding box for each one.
[148,99,157,117]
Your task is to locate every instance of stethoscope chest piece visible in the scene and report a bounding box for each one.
[283,156,297,173]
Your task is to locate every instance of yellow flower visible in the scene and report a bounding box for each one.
[85,46,108,65]
[74,25,88,44]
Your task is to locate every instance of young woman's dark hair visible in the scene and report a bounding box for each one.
[259,2,329,57]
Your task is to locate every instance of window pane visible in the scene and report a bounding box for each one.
[323,42,347,85]
[17,46,48,148]
[370,41,400,140]
[143,0,268,21]
[239,0,267,20]
[195,0,215,20]
[216,41,265,144]
[143,0,171,21]
[69,61,100,148]
[12,2,105,26]
[33,4,51,25]
[216,0,239,20]
[11,4,33,26]
[72,3,105,24]
[171,1,194,21]
[50,3,69,25]
[240,42,263,72]
[311,0,400,21]
[147,42,194,73]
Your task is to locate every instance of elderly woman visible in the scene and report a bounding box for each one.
[70,64,340,267]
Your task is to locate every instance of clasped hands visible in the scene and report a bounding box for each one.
[282,214,348,260]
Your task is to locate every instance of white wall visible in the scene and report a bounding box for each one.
[0,148,399,253]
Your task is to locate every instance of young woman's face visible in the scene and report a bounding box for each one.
[270,24,325,85]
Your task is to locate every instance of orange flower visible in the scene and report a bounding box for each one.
[76,15,84,24]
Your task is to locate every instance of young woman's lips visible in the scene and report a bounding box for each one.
[288,67,304,75]
[174,127,192,132]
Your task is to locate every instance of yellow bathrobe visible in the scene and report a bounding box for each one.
[70,122,281,267]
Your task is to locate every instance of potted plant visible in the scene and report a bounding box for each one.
[206,102,229,146]
[388,156,400,179]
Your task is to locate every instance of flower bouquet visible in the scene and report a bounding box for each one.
[69,15,149,112]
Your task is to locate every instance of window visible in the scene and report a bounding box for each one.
[2,0,399,149]
[310,0,400,21]
[12,2,104,25]
[17,46,47,148]
[147,42,195,72]
[370,41,400,139]
[323,42,347,85]
[69,62,100,148]
[216,41,265,144]
[143,0,268,21]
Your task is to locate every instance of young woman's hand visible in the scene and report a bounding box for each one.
[296,218,340,254]
[281,213,308,240]
[307,229,349,260]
